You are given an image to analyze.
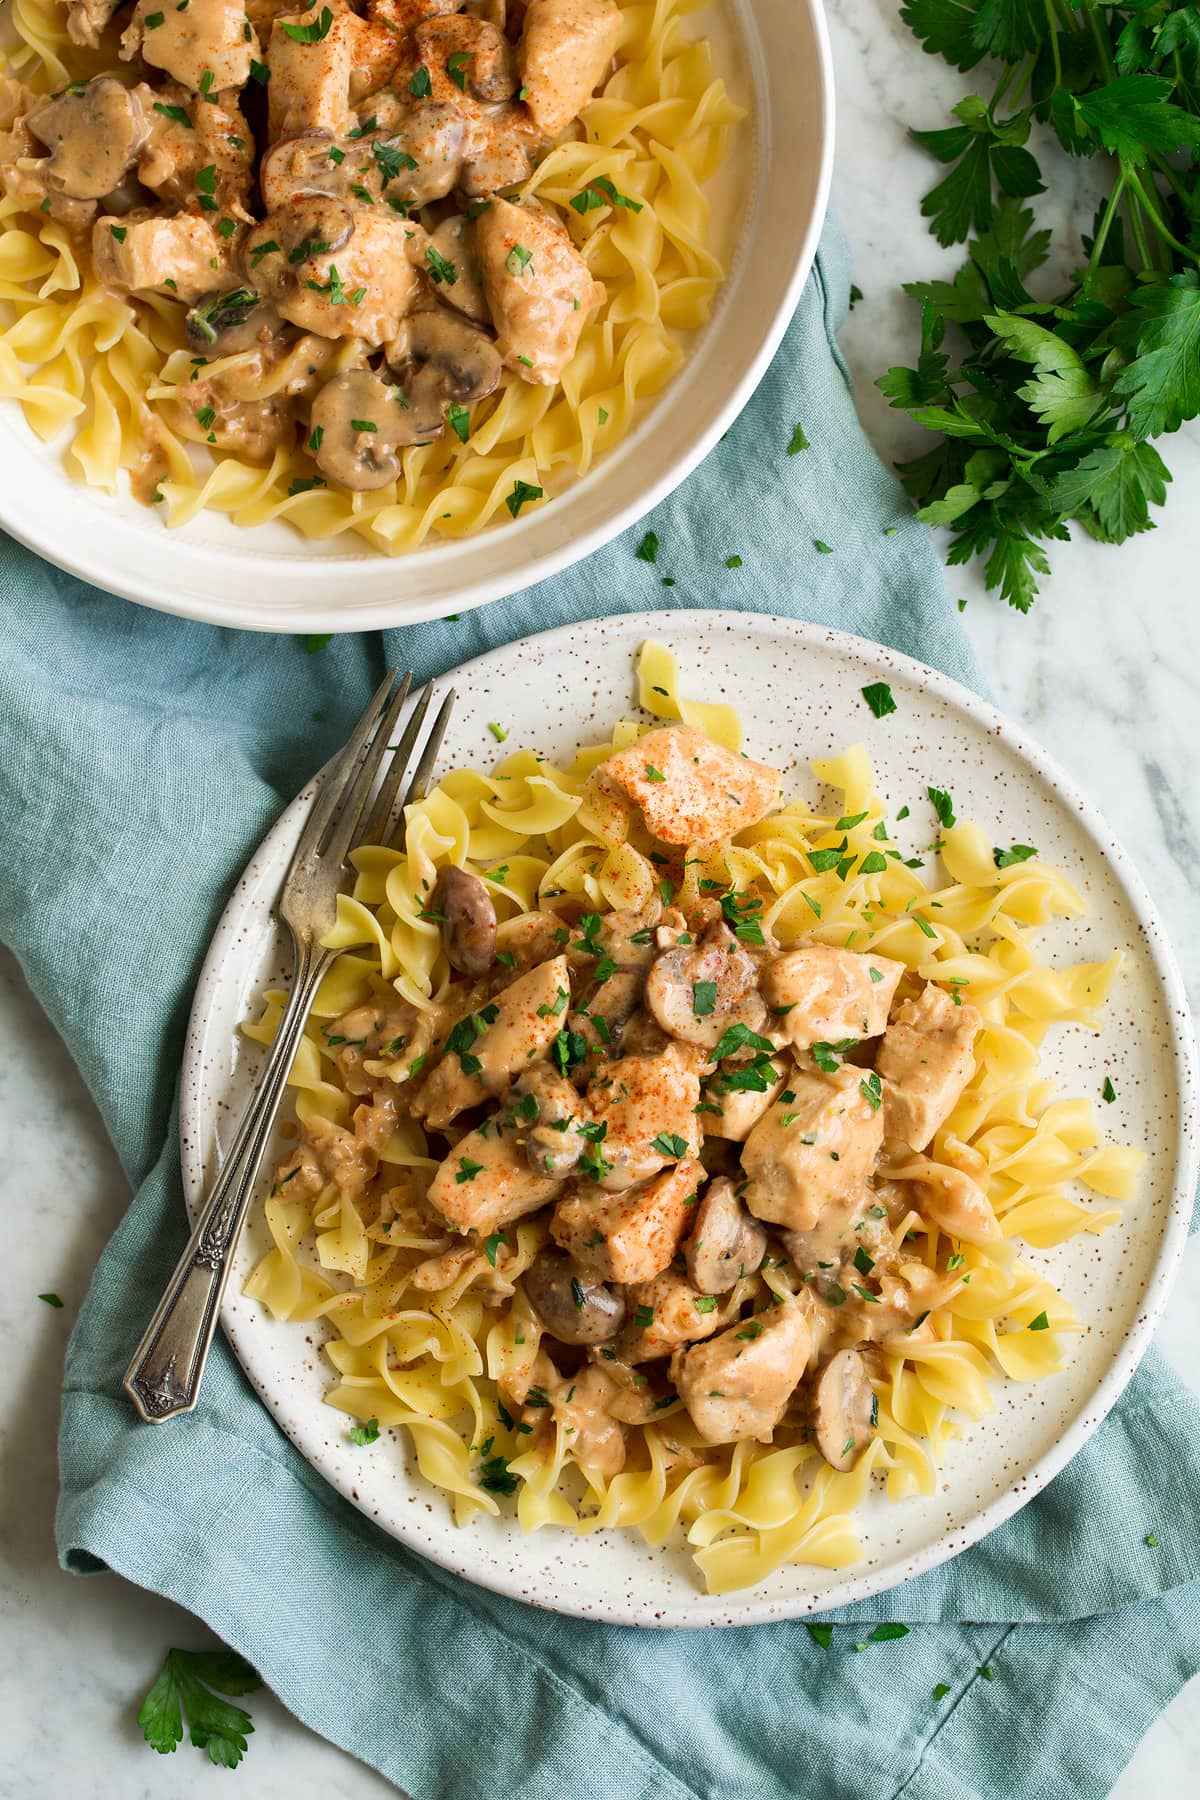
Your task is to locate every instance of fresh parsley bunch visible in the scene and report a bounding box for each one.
[879,0,1200,609]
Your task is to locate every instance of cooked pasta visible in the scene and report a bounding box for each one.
[0,0,742,549]
[240,641,1140,1594]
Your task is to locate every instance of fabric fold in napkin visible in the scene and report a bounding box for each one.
[2,212,1197,1800]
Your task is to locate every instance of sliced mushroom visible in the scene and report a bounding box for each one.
[308,368,410,492]
[684,1176,768,1294]
[508,1063,586,1177]
[523,1250,626,1345]
[435,865,497,975]
[186,288,280,356]
[425,214,491,325]
[244,195,355,299]
[812,1348,877,1472]
[259,129,337,211]
[645,923,766,1052]
[27,78,147,200]
[385,308,502,442]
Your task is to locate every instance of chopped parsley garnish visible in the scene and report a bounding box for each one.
[456,1156,484,1183]
[861,681,897,719]
[505,243,533,277]
[811,1037,857,1073]
[153,101,192,128]
[711,1021,775,1063]
[249,58,269,84]
[1028,1311,1050,1331]
[307,424,324,452]
[643,764,665,782]
[110,223,127,243]
[1102,1077,1116,1104]
[447,403,471,444]
[407,65,433,97]
[349,1416,380,1445]
[194,405,216,430]
[569,174,643,214]
[927,785,956,830]
[694,1295,718,1314]
[993,843,1038,868]
[634,1305,655,1328]
[813,539,834,554]
[788,423,810,454]
[805,1621,833,1649]
[350,418,377,433]
[506,479,543,518]
[635,529,659,563]
[853,1246,875,1275]
[650,1132,688,1159]
[868,1623,909,1642]
[484,1232,506,1266]
[38,1292,64,1307]
[692,980,718,1018]
[425,244,458,286]
[144,8,164,22]
[551,1028,587,1076]
[932,1683,951,1701]
[446,49,472,91]
[859,1072,882,1113]
[478,1453,518,1494]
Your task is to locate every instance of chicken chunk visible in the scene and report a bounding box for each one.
[675,1304,811,1444]
[413,956,572,1129]
[702,1056,788,1141]
[740,1067,885,1231]
[761,947,904,1051]
[476,196,604,384]
[244,204,422,343]
[67,0,122,47]
[553,1363,627,1476]
[645,923,766,1052]
[413,13,519,102]
[684,1176,768,1293]
[519,0,622,136]
[612,1268,725,1364]
[877,982,981,1150]
[92,211,234,302]
[276,1088,397,1201]
[551,1157,702,1283]
[425,1114,562,1236]
[269,6,359,139]
[122,0,260,94]
[600,725,783,848]
[134,82,253,214]
[585,1042,701,1190]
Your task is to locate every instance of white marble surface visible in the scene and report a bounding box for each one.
[1,0,1198,1792]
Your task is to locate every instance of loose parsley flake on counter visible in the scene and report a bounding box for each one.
[635,529,659,563]
[787,423,810,455]
[813,539,833,554]
[138,1646,261,1768]
[38,1291,64,1307]
[301,632,332,653]
[861,681,897,719]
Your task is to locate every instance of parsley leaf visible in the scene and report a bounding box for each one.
[138,1647,260,1768]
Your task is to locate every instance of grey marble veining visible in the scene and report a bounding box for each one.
[1,1,1198,1791]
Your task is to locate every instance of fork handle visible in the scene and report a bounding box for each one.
[123,934,335,1423]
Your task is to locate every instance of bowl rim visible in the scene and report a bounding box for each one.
[0,1,836,634]
[179,607,1199,1626]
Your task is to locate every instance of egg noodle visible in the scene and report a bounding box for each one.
[240,642,1140,1594]
[0,0,740,549]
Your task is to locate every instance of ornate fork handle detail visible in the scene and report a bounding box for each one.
[123,932,335,1423]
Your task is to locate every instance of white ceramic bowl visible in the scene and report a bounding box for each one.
[0,1,833,631]
[181,613,1197,1626]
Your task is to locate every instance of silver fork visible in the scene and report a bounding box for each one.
[123,668,456,1424]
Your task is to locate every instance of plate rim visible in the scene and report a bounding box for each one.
[0,0,836,634]
[179,607,1198,1626]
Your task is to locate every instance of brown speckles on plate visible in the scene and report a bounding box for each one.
[175,610,1197,1631]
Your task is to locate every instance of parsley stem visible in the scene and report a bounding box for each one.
[1087,168,1126,270]
[1123,165,1193,261]
[1124,188,1155,274]
[1081,0,1117,81]
[1041,0,1062,90]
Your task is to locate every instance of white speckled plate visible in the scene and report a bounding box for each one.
[180,611,1197,1626]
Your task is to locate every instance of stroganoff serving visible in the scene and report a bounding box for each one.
[0,0,741,546]
[243,645,1140,1592]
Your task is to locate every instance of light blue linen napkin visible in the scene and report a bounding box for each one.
[2,213,1197,1800]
